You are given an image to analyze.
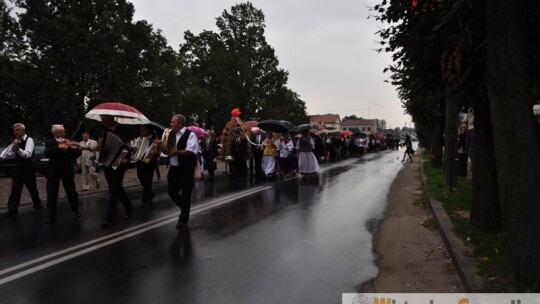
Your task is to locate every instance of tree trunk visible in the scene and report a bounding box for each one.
[469,90,503,232]
[444,89,458,187]
[431,118,444,168]
[486,0,540,290]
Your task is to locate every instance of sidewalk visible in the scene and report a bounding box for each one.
[362,150,466,292]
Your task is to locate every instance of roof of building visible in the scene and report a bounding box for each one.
[341,119,378,126]
[309,114,341,124]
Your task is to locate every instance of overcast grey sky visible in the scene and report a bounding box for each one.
[130,0,412,129]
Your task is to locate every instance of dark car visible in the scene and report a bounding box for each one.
[0,143,49,176]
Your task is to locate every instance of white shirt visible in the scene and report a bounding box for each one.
[0,134,33,159]
[169,127,198,167]
[279,140,294,158]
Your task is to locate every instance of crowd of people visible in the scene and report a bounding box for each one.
[0,111,409,230]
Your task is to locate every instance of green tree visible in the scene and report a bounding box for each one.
[179,2,307,131]
[13,0,182,137]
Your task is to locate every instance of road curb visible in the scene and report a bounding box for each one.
[420,159,484,292]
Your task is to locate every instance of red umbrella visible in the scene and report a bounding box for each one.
[340,130,353,137]
[85,102,150,125]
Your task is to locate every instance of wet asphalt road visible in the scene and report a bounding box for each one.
[0,149,405,304]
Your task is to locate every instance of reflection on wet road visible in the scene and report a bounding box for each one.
[0,149,406,303]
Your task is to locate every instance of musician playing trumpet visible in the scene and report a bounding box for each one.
[132,125,160,207]
[43,124,81,223]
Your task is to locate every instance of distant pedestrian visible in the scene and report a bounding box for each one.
[44,124,81,223]
[251,128,264,177]
[79,131,100,191]
[277,133,294,178]
[401,134,414,163]
[0,123,43,218]
[261,132,277,178]
[296,130,320,179]
[201,129,219,180]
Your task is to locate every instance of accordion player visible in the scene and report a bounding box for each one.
[98,131,130,170]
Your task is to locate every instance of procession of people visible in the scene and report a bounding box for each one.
[0,104,411,229]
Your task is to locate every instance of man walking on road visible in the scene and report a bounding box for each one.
[0,123,43,218]
[79,131,100,191]
[44,124,81,223]
[99,115,134,227]
[167,114,198,229]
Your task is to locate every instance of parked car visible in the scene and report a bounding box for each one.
[0,143,49,176]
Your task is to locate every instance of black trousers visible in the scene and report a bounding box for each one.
[46,175,80,219]
[7,164,42,213]
[136,161,155,204]
[253,149,263,176]
[167,166,194,224]
[103,165,133,222]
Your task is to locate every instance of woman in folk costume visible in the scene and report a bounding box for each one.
[296,129,320,179]
[261,131,277,178]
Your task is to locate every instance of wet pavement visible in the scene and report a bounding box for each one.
[0,150,406,303]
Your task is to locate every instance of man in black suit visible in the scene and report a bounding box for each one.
[99,115,134,227]
[251,128,263,178]
[229,128,249,181]
[43,124,81,223]
[167,114,198,229]
[200,129,219,180]
[133,125,158,207]
[0,123,43,218]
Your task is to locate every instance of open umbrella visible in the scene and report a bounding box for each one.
[146,121,166,138]
[340,130,353,137]
[279,120,294,131]
[187,125,207,138]
[356,132,367,138]
[292,123,313,133]
[319,129,340,135]
[85,102,151,125]
[258,119,290,134]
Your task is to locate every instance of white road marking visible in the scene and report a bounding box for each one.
[0,185,271,285]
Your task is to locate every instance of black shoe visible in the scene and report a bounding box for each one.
[99,220,111,227]
[175,221,188,230]
[123,213,132,220]
[75,211,81,218]
[45,218,56,224]
[0,211,17,218]
[32,206,44,214]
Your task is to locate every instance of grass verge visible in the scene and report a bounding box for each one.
[421,152,514,291]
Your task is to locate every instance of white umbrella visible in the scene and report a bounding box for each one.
[85,102,151,125]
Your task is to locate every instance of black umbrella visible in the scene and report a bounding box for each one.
[259,119,290,133]
[356,132,367,138]
[292,123,313,133]
[279,120,294,131]
[138,121,166,138]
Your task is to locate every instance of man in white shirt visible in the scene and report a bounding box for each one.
[79,131,100,191]
[167,114,198,229]
[0,123,43,218]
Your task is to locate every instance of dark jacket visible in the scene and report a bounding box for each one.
[44,138,80,179]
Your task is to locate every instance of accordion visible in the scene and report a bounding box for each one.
[99,131,130,170]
